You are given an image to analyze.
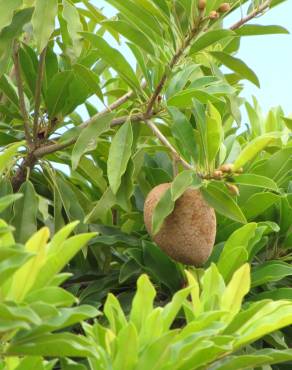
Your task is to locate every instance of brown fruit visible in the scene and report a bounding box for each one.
[144,183,216,266]
[198,0,206,10]
[218,3,231,13]
[209,10,219,19]
[213,170,223,179]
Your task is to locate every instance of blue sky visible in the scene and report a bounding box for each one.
[96,1,292,116]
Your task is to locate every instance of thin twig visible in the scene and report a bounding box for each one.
[145,19,203,117]
[12,41,33,147]
[230,0,271,30]
[145,120,193,170]
[33,47,47,143]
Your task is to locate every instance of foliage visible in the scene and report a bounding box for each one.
[0,0,291,368]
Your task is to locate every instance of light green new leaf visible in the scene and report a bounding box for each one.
[233,133,280,170]
[221,264,250,317]
[0,194,22,212]
[0,0,22,31]
[108,121,133,194]
[206,102,223,164]
[113,323,138,370]
[63,0,83,57]
[81,32,140,91]
[6,333,95,357]
[130,274,156,331]
[236,24,289,36]
[0,141,24,176]
[202,184,246,224]
[32,232,96,290]
[32,0,58,52]
[104,293,128,334]
[234,174,279,192]
[10,227,49,301]
[210,51,260,87]
[190,29,234,54]
[25,286,77,307]
[11,180,38,244]
[72,113,114,170]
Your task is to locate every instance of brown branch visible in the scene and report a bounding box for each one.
[12,41,33,147]
[145,120,193,170]
[33,112,148,157]
[33,47,47,143]
[11,153,37,192]
[230,0,271,30]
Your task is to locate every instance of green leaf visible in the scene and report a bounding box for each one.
[104,293,127,333]
[0,194,22,212]
[190,29,234,54]
[9,227,49,301]
[72,113,114,170]
[234,174,279,192]
[206,102,223,165]
[251,261,292,287]
[0,141,24,176]
[85,187,116,224]
[168,107,198,162]
[221,264,250,317]
[25,287,77,307]
[113,323,138,370]
[210,51,260,87]
[236,24,289,36]
[6,333,95,357]
[243,192,280,219]
[0,0,22,31]
[233,133,280,170]
[108,121,133,194]
[63,0,83,57]
[202,184,246,224]
[282,116,292,130]
[11,181,38,244]
[102,20,155,56]
[168,89,222,108]
[32,0,58,52]
[46,71,72,117]
[81,32,140,91]
[73,64,103,101]
[130,274,156,331]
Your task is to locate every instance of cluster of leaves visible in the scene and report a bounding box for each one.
[0,0,291,368]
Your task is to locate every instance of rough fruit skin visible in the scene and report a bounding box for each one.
[144,183,216,266]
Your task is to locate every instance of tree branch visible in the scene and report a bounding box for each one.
[230,0,271,30]
[33,47,47,143]
[145,120,193,170]
[145,19,203,116]
[12,41,33,147]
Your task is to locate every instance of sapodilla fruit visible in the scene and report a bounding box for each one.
[144,183,216,266]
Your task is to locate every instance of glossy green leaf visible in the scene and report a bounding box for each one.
[233,133,280,170]
[11,181,38,244]
[190,29,234,54]
[72,113,114,170]
[243,192,280,219]
[234,174,279,191]
[206,102,223,164]
[168,106,198,162]
[252,261,292,287]
[210,51,260,87]
[202,184,246,224]
[236,24,289,36]
[108,121,133,194]
[81,32,140,91]
[32,0,58,52]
